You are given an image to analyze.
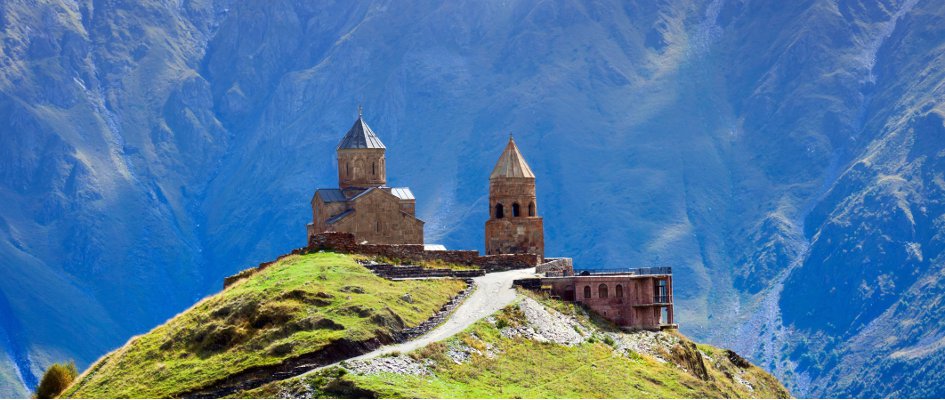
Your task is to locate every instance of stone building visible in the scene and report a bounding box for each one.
[307,115,423,244]
[485,136,544,259]
[540,268,676,330]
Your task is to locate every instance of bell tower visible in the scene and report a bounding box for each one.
[337,109,386,189]
[485,136,544,259]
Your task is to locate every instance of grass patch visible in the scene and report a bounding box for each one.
[243,293,789,399]
[62,252,465,398]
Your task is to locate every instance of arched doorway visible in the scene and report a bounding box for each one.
[495,203,504,219]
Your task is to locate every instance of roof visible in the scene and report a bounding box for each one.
[390,187,415,200]
[337,117,386,150]
[490,136,535,179]
[315,189,347,203]
[325,209,354,224]
[348,187,378,201]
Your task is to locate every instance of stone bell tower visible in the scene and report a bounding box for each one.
[485,135,544,259]
[337,107,386,189]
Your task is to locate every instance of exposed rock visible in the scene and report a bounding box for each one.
[499,297,587,345]
[345,355,431,376]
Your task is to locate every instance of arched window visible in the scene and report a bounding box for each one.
[346,163,350,176]
[615,284,624,298]
[583,286,591,299]
[528,201,536,216]
[512,203,521,217]
[599,284,608,299]
[495,203,505,219]
[372,162,376,176]
[376,220,381,232]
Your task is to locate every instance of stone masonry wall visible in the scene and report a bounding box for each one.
[310,232,540,271]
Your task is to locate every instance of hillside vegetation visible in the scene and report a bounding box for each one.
[62,253,466,398]
[243,292,790,399]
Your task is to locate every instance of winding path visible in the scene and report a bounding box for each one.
[304,267,536,374]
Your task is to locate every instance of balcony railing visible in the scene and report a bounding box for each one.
[575,266,672,276]
[654,295,672,304]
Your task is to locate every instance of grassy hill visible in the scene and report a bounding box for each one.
[241,293,790,399]
[61,253,466,398]
[60,251,788,398]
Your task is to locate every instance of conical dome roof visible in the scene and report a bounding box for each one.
[490,136,535,179]
[337,116,386,149]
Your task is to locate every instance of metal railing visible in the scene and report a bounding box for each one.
[575,266,672,276]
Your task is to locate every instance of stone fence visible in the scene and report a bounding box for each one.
[361,262,485,279]
[537,257,574,277]
[309,232,540,271]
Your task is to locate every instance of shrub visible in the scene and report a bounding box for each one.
[603,336,616,347]
[34,361,78,399]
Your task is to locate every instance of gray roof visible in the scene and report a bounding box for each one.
[315,189,347,203]
[325,209,354,224]
[348,187,376,201]
[337,117,386,149]
[390,187,415,200]
[490,136,535,179]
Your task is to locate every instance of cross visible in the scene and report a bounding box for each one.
[358,104,363,117]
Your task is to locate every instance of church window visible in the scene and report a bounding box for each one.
[372,162,376,176]
[512,203,520,217]
[583,285,591,299]
[376,220,381,232]
[528,202,536,216]
[346,163,350,177]
[599,284,608,298]
[615,284,623,298]
[495,203,504,219]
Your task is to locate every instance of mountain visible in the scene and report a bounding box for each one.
[1,0,944,397]
[62,252,789,399]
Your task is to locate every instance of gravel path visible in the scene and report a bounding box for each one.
[301,267,536,375]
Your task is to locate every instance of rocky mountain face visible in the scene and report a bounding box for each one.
[1,0,944,397]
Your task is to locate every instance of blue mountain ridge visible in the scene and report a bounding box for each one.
[1,0,944,397]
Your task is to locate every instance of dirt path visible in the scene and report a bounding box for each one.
[304,267,536,373]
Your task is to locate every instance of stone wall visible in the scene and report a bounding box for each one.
[537,257,573,277]
[309,232,540,271]
[331,189,423,244]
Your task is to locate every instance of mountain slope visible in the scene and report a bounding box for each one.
[62,251,788,399]
[241,294,789,399]
[62,253,465,398]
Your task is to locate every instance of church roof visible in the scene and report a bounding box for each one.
[325,209,354,224]
[390,187,414,200]
[490,136,535,179]
[315,189,347,203]
[337,117,386,149]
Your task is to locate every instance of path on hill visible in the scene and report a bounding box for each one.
[304,267,536,373]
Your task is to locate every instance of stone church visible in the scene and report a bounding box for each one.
[307,114,424,244]
[485,136,545,259]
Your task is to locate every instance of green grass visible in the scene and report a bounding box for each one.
[243,293,789,399]
[353,254,482,271]
[62,252,466,398]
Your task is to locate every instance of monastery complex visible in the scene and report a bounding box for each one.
[307,113,676,331]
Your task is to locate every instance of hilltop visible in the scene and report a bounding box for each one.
[62,253,466,398]
[62,253,788,398]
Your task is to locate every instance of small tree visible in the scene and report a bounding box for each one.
[34,361,77,399]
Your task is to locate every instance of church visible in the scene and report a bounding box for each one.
[307,114,424,245]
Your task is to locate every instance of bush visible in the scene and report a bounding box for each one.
[34,361,78,399]
[603,336,616,347]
